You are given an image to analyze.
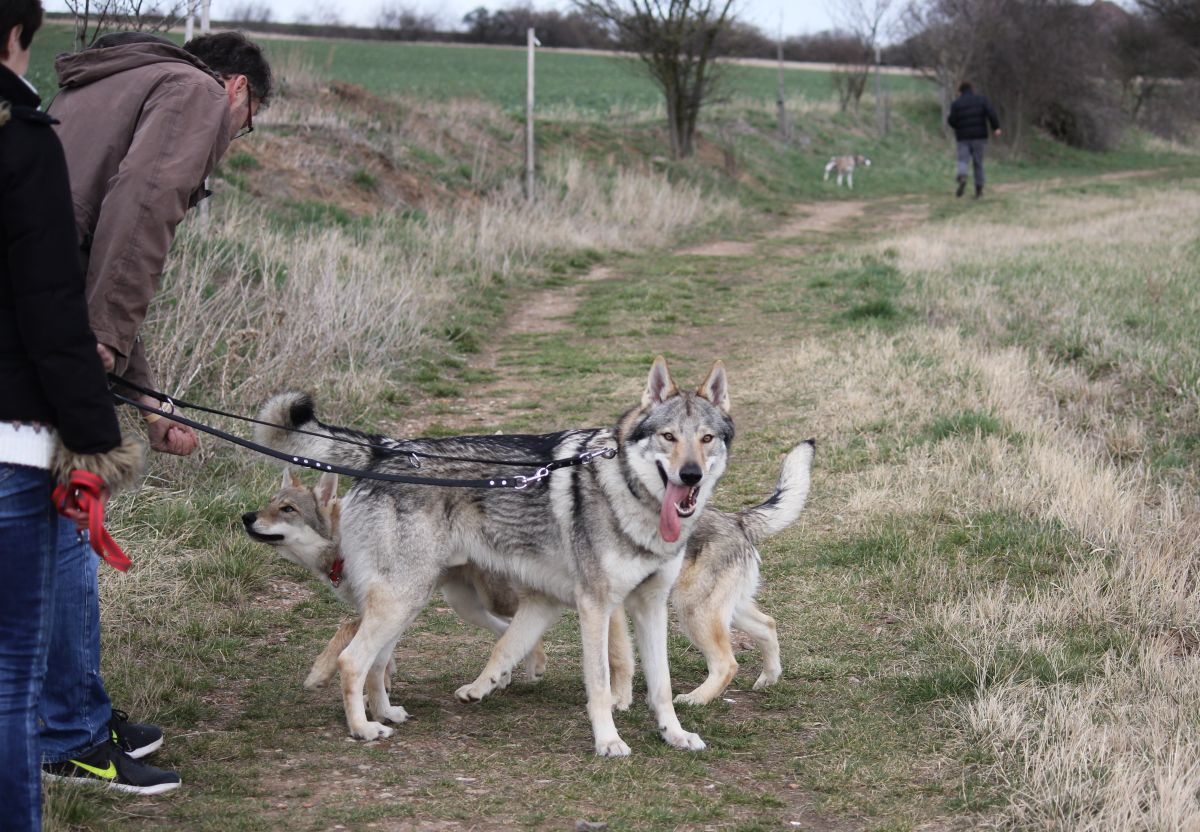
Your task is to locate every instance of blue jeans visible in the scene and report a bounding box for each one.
[0,463,58,832]
[38,515,111,763]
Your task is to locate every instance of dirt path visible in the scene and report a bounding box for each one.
[395,195,927,437]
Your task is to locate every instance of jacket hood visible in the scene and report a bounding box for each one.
[55,38,222,90]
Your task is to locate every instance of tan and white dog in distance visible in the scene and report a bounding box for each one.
[823,154,872,189]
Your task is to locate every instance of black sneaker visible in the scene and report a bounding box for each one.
[110,709,163,759]
[43,742,181,795]
[956,175,967,198]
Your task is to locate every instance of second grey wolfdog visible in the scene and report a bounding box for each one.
[255,357,732,756]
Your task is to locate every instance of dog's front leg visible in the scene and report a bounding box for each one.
[626,578,705,752]
[338,587,423,740]
[578,593,628,757]
[305,618,359,690]
[365,641,406,726]
[455,594,561,702]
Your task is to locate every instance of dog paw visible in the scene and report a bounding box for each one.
[303,671,331,691]
[495,669,512,691]
[662,729,706,751]
[351,721,393,742]
[379,705,410,724]
[455,681,493,703]
[752,672,779,691]
[594,738,632,757]
[612,687,633,712]
[525,655,546,682]
[673,691,712,707]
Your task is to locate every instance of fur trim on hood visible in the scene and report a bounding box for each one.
[51,434,145,494]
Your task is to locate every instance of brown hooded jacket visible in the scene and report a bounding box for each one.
[49,36,232,391]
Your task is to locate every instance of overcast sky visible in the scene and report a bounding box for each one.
[44,0,840,37]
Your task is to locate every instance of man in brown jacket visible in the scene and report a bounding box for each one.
[39,31,272,794]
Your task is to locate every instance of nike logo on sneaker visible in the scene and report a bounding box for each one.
[71,759,118,780]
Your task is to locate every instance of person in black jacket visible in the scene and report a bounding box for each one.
[947,82,1001,198]
[0,2,149,827]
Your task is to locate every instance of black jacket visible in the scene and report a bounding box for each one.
[947,92,1000,142]
[0,64,121,454]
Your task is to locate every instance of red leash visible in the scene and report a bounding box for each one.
[52,470,132,572]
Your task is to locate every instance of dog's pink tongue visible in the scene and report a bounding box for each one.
[660,482,689,543]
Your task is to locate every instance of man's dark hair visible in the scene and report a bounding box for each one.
[0,0,43,60]
[958,81,973,95]
[184,31,273,107]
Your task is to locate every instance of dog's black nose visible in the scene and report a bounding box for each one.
[241,512,257,527]
[679,463,703,487]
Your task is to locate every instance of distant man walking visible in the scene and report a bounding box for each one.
[947,81,1001,198]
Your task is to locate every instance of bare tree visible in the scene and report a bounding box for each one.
[226,1,272,24]
[830,64,869,112]
[827,0,895,129]
[66,0,182,50]
[575,0,736,159]
[1137,0,1200,52]
[899,0,994,132]
[376,3,438,39]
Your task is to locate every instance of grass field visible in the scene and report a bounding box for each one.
[22,21,1200,831]
[28,21,927,114]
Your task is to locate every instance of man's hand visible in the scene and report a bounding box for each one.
[994,128,1002,138]
[97,343,116,372]
[61,502,92,531]
[140,394,199,456]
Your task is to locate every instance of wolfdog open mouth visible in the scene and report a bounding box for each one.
[656,463,700,542]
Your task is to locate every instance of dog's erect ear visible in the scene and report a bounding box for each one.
[314,472,338,508]
[327,498,341,537]
[282,467,298,489]
[696,360,730,414]
[642,355,679,407]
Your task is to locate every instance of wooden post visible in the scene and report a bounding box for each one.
[525,28,536,201]
[197,3,212,223]
[776,13,787,141]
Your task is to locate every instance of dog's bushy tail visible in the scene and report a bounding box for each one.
[738,440,815,545]
[255,392,380,470]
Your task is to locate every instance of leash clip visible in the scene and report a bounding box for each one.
[513,466,551,490]
[579,447,617,463]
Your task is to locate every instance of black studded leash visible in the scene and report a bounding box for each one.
[110,388,617,490]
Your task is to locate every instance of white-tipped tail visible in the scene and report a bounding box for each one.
[738,440,815,544]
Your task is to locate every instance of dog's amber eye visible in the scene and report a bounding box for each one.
[701,434,714,444]
[662,432,676,442]
[280,505,296,513]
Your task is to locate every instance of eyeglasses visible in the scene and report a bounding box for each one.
[233,86,254,140]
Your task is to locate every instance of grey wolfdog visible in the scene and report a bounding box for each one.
[241,469,545,691]
[460,438,816,708]
[255,357,732,756]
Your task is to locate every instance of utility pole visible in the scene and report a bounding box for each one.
[525,28,537,201]
[776,11,787,141]
[198,0,213,224]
